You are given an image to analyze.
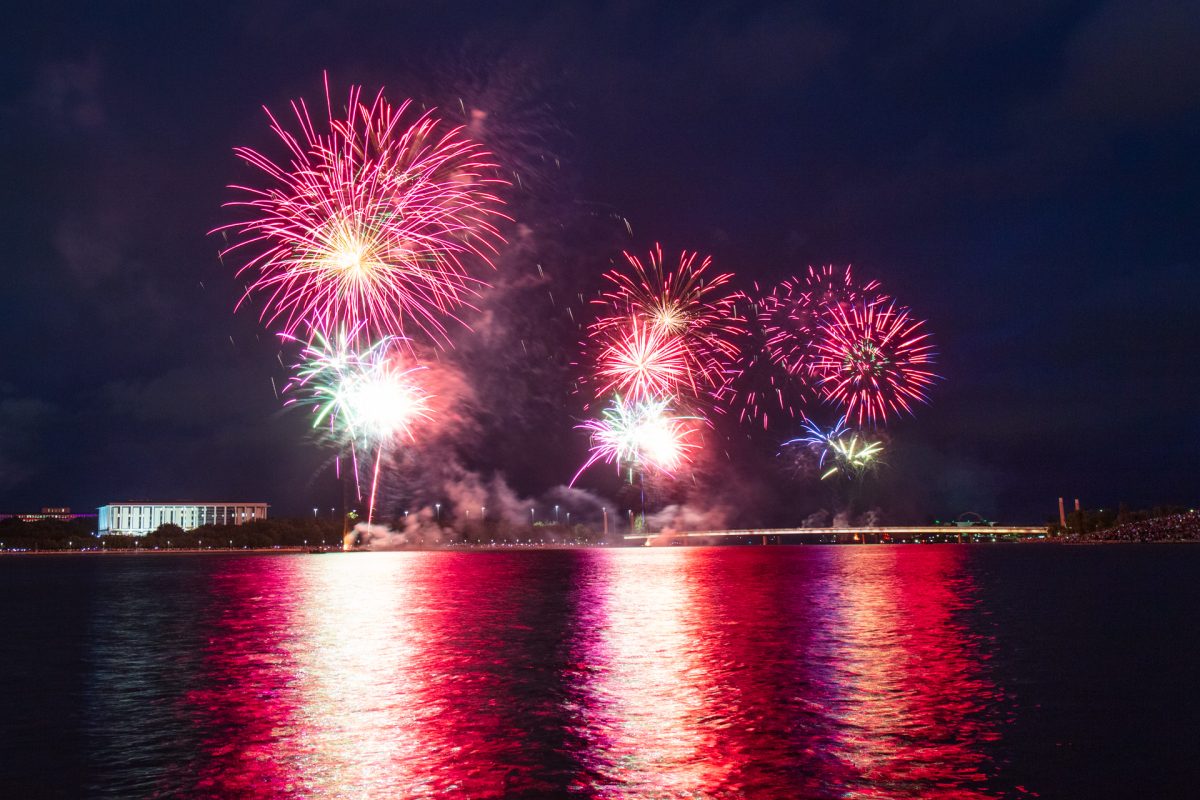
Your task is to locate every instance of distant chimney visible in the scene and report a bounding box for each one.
[1058,497,1067,528]
[1074,498,1081,512]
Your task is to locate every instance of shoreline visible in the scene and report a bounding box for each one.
[4,540,1200,556]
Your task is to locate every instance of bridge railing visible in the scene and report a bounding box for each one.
[623,525,1048,541]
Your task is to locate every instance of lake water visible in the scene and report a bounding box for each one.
[1,545,1197,798]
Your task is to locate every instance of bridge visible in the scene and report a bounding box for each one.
[623,525,1048,544]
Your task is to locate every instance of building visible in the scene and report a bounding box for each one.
[97,502,269,536]
[0,507,98,523]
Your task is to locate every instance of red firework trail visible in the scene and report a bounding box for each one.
[812,300,938,426]
[218,75,507,345]
[591,244,741,394]
[594,318,692,402]
[719,287,811,430]
[764,265,886,375]
[804,263,884,309]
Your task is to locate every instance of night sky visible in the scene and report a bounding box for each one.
[3,1,1197,524]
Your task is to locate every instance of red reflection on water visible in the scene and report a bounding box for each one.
[184,557,307,798]
[184,552,597,798]
[570,546,1004,799]
[183,554,447,798]
[819,546,1004,798]
[177,548,1004,798]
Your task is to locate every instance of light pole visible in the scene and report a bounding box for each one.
[554,505,560,524]
[530,507,535,526]
[313,507,318,518]
[435,503,441,523]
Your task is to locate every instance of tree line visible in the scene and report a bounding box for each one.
[0,516,342,551]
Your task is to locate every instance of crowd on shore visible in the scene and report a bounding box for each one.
[1063,511,1200,543]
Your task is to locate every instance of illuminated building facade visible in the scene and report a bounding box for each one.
[97,502,269,536]
[0,507,97,523]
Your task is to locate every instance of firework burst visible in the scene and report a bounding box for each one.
[812,301,938,426]
[286,330,433,523]
[287,330,431,444]
[591,245,741,394]
[785,418,885,480]
[571,394,701,485]
[593,318,693,402]
[804,264,884,311]
[718,289,811,430]
[219,77,507,345]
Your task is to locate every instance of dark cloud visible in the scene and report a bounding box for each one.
[0,391,56,491]
[29,55,106,130]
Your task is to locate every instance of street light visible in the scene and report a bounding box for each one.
[313,507,318,518]
[435,503,441,523]
[530,507,535,525]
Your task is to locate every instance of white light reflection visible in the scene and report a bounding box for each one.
[572,549,728,796]
[288,553,435,797]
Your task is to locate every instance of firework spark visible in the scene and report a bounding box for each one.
[719,289,811,430]
[592,245,741,390]
[287,330,431,444]
[571,395,701,485]
[593,318,693,402]
[219,77,507,345]
[763,265,885,375]
[287,330,432,523]
[804,264,884,311]
[812,301,937,426]
[786,418,885,480]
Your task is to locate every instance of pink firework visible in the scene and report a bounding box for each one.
[719,288,811,430]
[761,278,816,374]
[219,76,507,345]
[805,264,884,310]
[594,319,692,402]
[764,265,885,375]
[591,245,741,392]
[812,301,938,426]
[571,394,702,486]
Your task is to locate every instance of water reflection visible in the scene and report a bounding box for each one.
[819,547,1004,798]
[77,548,1006,798]
[571,549,725,796]
[570,546,1004,798]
